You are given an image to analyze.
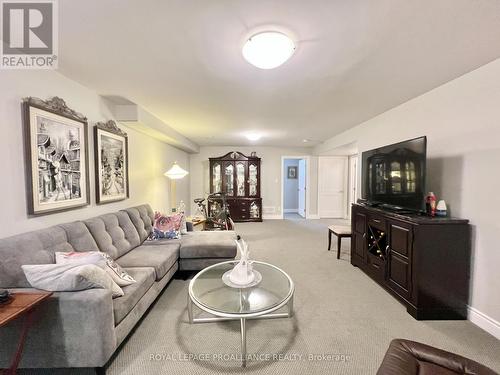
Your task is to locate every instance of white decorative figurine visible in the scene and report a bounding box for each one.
[229,238,255,285]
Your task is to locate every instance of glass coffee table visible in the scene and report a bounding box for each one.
[188,260,294,367]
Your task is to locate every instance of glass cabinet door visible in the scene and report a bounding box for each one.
[224,162,234,196]
[236,161,246,197]
[249,201,260,219]
[248,163,258,197]
[212,163,221,193]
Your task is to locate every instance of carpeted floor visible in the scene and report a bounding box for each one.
[21,219,500,374]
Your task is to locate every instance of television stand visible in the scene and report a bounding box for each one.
[351,204,470,320]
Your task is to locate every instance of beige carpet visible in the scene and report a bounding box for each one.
[22,219,500,374]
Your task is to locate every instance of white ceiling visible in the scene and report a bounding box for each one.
[58,0,500,147]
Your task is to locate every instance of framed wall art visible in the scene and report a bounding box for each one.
[94,120,129,204]
[287,166,297,179]
[22,97,90,216]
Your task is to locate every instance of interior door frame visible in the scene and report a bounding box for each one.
[280,156,311,219]
[347,154,359,220]
[317,156,349,219]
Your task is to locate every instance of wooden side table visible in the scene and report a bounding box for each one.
[188,217,206,231]
[0,291,52,375]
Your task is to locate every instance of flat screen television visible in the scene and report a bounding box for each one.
[361,136,427,212]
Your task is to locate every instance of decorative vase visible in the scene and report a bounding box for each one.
[436,200,447,217]
[229,238,255,285]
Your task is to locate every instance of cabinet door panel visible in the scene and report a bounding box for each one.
[354,212,366,233]
[389,222,412,257]
[222,162,235,197]
[235,161,247,197]
[248,162,259,197]
[352,232,365,261]
[211,162,222,193]
[387,251,410,298]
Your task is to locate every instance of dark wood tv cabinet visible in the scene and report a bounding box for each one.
[350,203,470,320]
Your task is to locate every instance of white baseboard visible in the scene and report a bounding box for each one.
[263,214,283,220]
[283,209,298,213]
[468,305,500,340]
[307,214,320,219]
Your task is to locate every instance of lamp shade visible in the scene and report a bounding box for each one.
[164,162,188,180]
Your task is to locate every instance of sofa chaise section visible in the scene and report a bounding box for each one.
[123,204,238,271]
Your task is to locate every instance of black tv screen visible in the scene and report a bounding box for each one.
[361,136,427,211]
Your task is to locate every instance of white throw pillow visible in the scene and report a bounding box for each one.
[22,263,124,298]
[55,251,106,268]
[55,251,136,287]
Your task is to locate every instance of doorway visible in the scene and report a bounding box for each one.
[282,157,308,219]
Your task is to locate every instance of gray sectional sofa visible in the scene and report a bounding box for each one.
[0,204,237,370]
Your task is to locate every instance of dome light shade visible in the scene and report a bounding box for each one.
[242,31,295,69]
[164,162,189,180]
[246,132,262,141]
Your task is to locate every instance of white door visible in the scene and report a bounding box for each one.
[318,156,348,218]
[298,159,306,217]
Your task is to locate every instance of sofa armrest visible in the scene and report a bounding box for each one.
[377,339,498,375]
[0,288,117,368]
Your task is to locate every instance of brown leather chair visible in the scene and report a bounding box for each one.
[377,339,498,375]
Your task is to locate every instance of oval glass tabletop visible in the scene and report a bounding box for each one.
[189,261,294,315]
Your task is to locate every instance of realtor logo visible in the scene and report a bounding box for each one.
[1,0,58,69]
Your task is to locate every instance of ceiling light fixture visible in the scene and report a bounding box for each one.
[246,133,262,141]
[242,31,295,69]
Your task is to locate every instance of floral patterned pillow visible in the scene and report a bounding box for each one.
[148,212,184,240]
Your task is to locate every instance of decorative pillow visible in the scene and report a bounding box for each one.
[148,212,184,240]
[56,251,136,287]
[54,251,106,268]
[22,263,124,298]
[98,252,136,287]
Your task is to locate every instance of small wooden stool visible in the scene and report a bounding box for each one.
[328,225,352,259]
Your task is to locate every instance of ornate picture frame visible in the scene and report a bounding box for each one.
[94,120,129,204]
[22,97,90,216]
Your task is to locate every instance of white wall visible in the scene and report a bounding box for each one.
[283,159,299,211]
[314,58,500,335]
[0,70,190,238]
[189,146,313,218]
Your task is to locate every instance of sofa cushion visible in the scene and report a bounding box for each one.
[58,222,100,251]
[123,205,154,242]
[112,267,155,325]
[0,226,76,288]
[116,241,179,281]
[84,212,141,259]
[180,231,237,259]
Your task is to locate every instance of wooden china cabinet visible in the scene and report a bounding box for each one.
[209,151,262,222]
